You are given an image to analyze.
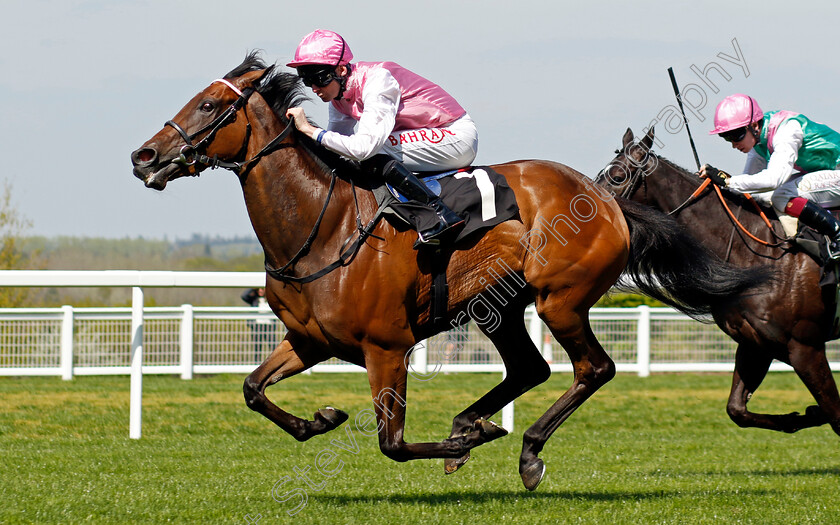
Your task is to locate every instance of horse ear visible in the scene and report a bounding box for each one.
[640,127,655,150]
[234,67,275,90]
[622,128,634,148]
[255,65,276,87]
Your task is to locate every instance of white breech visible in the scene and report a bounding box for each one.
[379,114,479,172]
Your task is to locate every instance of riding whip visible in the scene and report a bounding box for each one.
[667,67,702,171]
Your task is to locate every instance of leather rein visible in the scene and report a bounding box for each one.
[164,78,384,284]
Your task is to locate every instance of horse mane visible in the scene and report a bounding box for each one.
[225,51,364,179]
[224,51,308,121]
[654,155,693,179]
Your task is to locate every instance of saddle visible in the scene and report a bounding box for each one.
[372,166,519,244]
[791,210,840,340]
[720,196,840,340]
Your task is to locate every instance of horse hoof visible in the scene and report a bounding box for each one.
[444,453,470,475]
[476,418,509,442]
[520,458,546,491]
[805,405,825,419]
[315,407,349,428]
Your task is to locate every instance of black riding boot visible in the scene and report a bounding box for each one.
[798,201,840,257]
[381,159,465,246]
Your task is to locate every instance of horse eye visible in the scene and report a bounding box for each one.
[200,102,215,113]
[604,163,630,185]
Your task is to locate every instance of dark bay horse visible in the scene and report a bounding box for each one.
[598,127,840,438]
[130,53,767,490]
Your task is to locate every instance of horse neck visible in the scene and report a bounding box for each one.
[239,103,356,268]
[637,159,704,212]
[642,158,767,261]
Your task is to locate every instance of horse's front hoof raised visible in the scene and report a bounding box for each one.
[520,458,546,491]
[444,453,470,474]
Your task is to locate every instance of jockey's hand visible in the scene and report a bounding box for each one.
[698,164,730,187]
[285,107,319,140]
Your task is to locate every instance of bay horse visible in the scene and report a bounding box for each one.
[598,127,840,438]
[130,53,768,490]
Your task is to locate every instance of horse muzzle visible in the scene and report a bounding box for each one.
[131,144,185,190]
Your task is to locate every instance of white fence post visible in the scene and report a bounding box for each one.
[180,304,194,380]
[527,306,547,361]
[129,287,144,440]
[60,305,74,380]
[636,305,651,377]
[413,339,428,375]
[502,368,514,432]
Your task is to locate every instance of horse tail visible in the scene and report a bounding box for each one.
[616,197,772,318]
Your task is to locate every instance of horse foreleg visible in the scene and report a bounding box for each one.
[243,336,348,441]
[444,312,550,475]
[727,342,831,433]
[519,312,615,491]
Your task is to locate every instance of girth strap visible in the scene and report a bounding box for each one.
[429,248,452,329]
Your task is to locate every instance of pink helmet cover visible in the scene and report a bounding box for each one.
[710,94,764,134]
[287,29,353,68]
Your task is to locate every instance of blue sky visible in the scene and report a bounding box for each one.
[3,0,838,239]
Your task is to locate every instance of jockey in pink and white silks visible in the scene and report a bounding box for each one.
[285,29,478,247]
[699,93,840,256]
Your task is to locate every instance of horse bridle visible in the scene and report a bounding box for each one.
[605,142,788,256]
[601,146,653,201]
[165,78,295,176]
[604,144,713,216]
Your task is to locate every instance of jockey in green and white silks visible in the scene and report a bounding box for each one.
[699,94,840,254]
[737,110,840,209]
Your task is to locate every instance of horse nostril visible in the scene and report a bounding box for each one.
[132,147,157,166]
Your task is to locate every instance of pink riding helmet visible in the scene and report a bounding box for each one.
[287,29,353,68]
[709,94,763,135]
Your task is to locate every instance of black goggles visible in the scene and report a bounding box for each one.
[298,66,337,88]
[720,126,748,143]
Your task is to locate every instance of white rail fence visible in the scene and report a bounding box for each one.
[2,271,839,439]
[11,304,839,378]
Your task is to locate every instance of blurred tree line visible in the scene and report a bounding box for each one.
[1,181,265,307]
[7,236,667,309]
[1,182,31,307]
[11,236,265,307]
[595,292,666,308]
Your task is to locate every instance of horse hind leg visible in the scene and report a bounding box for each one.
[727,342,836,434]
[727,343,798,431]
[443,309,551,475]
[519,308,615,491]
[788,340,840,436]
[243,337,348,441]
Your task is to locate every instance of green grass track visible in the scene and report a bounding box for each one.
[1,372,838,524]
